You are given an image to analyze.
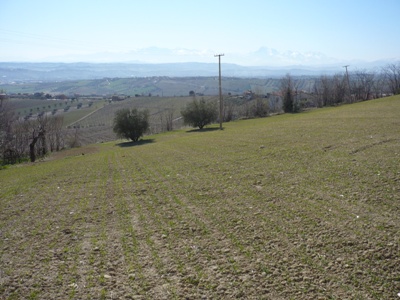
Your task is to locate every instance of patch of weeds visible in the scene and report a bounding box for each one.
[184,275,201,286]
[68,287,77,299]
[55,273,63,286]
[100,288,107,300]
[259,266,272,275]
[6,292,20,300]
[86,271,95,289]
[28,289,40,300]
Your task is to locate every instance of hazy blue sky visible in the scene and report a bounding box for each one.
[1,0,399,64]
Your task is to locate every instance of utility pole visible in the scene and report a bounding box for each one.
[343,65,351,102]
[215,54,224,130]
[343,65,350,86]
[343,65,350,88]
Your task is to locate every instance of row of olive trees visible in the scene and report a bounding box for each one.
[113,98,221,142]
[113,94,278,142]
[1,100,66,164]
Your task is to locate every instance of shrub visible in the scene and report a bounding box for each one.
[113,108,149,142]
[181,98,218,129]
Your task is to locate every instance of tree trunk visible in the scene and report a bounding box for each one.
[29,136,39,162]
[29,129,45,162]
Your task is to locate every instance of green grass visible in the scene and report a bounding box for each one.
[0,96,399,299]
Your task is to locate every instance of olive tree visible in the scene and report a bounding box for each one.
[181,98,218,129]
[113,108,149,142]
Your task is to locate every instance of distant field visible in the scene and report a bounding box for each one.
[0,96,399,299]
[71,96,214,130]
[4,97,107,123]
[0,76,317,97]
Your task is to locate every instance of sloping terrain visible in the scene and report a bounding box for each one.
[0,96,399,299]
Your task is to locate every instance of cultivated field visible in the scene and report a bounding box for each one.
[0,96,399,299]
[0,76,316,97]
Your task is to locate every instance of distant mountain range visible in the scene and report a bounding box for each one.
[39,46,398,67]
[1,46,398,82]
[0,61,335,82]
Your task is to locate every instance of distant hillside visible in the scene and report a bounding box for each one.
[0,76,317,97]
[0,62,344,83]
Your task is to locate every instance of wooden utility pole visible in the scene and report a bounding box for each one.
[343,65,351,102]
[343,65,350,89]
[215,54,224,130]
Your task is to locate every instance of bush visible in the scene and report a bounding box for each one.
[113,108,149,142]
[181,98,218,129]
[252,98,269,118]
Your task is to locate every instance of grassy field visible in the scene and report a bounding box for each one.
[0,96,399,299]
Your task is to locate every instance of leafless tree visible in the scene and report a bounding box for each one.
[252,96,269,117]
[314,75,333,107]
[8,120,28,162]
[352,69,375,101]
[47,115,65,152]
[22,116,50,162]
[2,111,66,164]
[332,74,347,104]
[314,74,346,106]
[66,128,81,148]
[164,108,174,132]
[0,97,16,163]
[224,100,235,122]
[382,63,400,94]
[158,108,174,132]
[372,74,386,98]
[280,74,295,112]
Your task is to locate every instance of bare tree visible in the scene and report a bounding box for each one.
[1,100,67,164]
[1,97,15,163]
[332,74,347,105]
[47,115,65,152]
[281,74,295,113]
[67,128,81,148]
[353,69,375,101]
[314,75,333,107]
[314,74,346,106]
[10,120,29,162]
[29,127,45,162]
[224,99,235,122]
[23,116,50,162]
[372,73,386,98]
[252,96,269,117]
[164,108,174,132]
[382,63,400,95]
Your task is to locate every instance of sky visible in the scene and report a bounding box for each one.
[1,0,399,65]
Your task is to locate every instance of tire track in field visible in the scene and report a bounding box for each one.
[118,144,292,297]
[111,148,252,296]
[124,140,395,298]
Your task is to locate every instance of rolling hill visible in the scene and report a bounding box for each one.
[0,95,399,299]
[1,74,316,97]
